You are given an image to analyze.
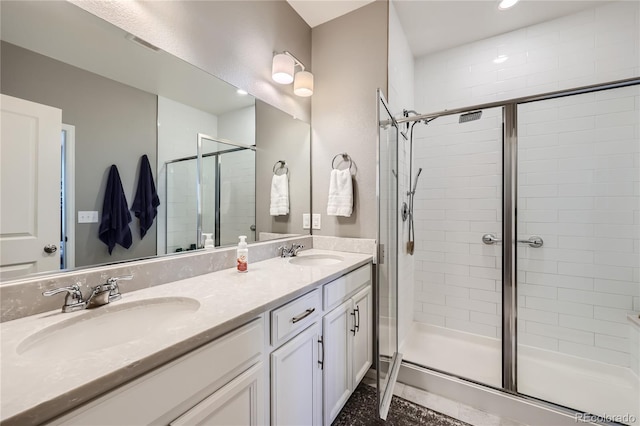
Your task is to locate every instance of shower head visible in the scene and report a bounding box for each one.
[459,110,482,123]
[412,167,423,194]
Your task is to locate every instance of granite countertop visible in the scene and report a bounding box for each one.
[0,249,372,425]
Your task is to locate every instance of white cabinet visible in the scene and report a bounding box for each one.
[49,319,265,426]
[270,322,323,426]
[322,275,372,426]
[46,261,373,426]
[322,299,353,423]
[170,362,264,426]
[352,285,373,386]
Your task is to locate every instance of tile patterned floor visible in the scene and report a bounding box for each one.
[332,378,527,426]
[332,382,470,426]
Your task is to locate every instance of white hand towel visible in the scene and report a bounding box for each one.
[327,169,353,217]
[270,174,289,216]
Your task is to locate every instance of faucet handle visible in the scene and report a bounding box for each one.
[106,275,132,302]
[106,275,133,285]
[43,284,86,313]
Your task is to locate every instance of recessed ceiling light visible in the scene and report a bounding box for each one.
[498,0,519,10]
[236,89,248,95]
[493,55,509,64]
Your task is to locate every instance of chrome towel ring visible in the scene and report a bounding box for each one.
[273,160,288,175]
[331,153,352,171]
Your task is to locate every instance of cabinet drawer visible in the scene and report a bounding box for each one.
[323,264,371,311]
[51,318,264,426]
[271,289,320,347]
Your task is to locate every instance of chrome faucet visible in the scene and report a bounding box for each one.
[43,275,133,312]
[278,243,304,257]
[42,284,86,313]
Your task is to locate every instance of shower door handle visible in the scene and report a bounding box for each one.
[518,236,544,248]
[482,234,501,245]
[482,234,543,248]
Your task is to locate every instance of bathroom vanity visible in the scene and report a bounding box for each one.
[0,249,373,426]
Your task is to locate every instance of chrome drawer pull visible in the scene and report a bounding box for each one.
[292,308,315,323]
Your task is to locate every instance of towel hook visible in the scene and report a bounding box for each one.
[273,160,288,176]
[331,153,352,171]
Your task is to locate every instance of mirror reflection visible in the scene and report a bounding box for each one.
[0,1,310,281]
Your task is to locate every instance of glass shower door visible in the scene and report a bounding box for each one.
[376,90,401,420]
[402,106,504,389]
[516,84,640,424]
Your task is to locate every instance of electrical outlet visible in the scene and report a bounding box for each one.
[78,211,99,223]
[312,213,321,230]
[302,213,311,229]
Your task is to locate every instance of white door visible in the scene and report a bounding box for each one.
[352,285,373,387]
[322,299,353,425]
[1,94,61,279]
[271,323,322,426]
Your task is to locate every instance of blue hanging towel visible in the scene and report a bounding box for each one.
[99,165,132,254]
[131,154,160,238]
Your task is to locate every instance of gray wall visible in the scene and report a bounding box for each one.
[255,100,311,237]
[311,1,389,239]
[1,42,158,267]
[71,0,312,124]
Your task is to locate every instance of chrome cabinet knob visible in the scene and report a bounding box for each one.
[44,244,58,254]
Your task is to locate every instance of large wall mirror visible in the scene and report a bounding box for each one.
[0,1,311,281]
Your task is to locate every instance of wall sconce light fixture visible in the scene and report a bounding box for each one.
[271,51,314,97]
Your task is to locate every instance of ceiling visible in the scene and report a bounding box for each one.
[288,0,612,57]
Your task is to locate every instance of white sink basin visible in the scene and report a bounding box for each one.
[289,254,344,266]
[17,297,200,358]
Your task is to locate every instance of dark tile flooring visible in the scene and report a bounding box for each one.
[332,383,470,426]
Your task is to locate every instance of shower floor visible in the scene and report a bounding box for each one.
[402,322,639,426]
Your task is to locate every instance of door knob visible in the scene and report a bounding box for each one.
[44,244,58,254]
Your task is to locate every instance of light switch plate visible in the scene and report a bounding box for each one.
[302,213,311,229]
[78,211,99,223]
[312,213,321,230]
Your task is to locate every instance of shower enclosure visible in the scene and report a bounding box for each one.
[378,78,640,424]
[165,134,255,253]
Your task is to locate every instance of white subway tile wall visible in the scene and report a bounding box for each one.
[219,150,256,245]
[415,2,640,114]
[518,84,640,368]
[389,1,416,351]
[166,160,198,253]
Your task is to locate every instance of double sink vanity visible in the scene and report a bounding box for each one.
[1,246,374,426]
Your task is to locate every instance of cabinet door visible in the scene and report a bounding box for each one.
[271,322,322,426]
[170,362,264,426]
[352,285,372,386]
[322,299,353,425]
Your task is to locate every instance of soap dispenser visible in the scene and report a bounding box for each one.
[203,233,214,249]
[237,235,248,272]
